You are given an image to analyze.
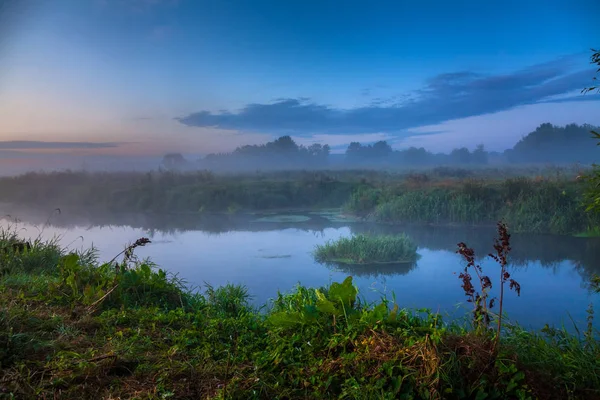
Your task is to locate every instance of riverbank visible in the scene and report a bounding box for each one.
[1,234,599,399]
[0,169,596,236]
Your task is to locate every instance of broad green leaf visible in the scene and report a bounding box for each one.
[316,290,337,314]
[268,311,303,327]
[328,276,357,309]
[371,302,388,321]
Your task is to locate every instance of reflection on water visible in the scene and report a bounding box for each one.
[324,260,418,278]
[2,205,600,331]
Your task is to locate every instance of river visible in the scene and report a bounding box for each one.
[2,205,600,331]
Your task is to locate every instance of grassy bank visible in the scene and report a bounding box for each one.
[1,230,599,399]
[347,178,600,235]
[0,169,596,235]
[314,234,418,265]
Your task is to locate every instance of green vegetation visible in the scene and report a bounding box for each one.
[346,178,600,235]
[314,234,418,265]
[0,166,594,235]
[0,170,358,213]
[253,214,312,223]
[1,227,600,399]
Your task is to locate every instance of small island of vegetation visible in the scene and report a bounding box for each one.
[314,233,419,265]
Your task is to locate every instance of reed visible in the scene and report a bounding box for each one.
[314,233,418,264]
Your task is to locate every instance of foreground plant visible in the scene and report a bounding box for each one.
[457,221,521,350]
[2,233,599,399]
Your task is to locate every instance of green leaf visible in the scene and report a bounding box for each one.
[315,290,337,315]
[328,276,357,309]
[303,304,319,319]
[61,253,80,271]
[268,311,303,327]
[372,302,388,320]
[475,389,489,400]
[388,303,399,322]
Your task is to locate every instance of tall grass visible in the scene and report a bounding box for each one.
[314,233,418,264]
[0,168,587,220]
[365,179,599,234]
[0,226,63,275]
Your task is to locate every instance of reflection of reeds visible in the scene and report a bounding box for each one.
[323,260,418,277]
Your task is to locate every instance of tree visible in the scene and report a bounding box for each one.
[450,147,471,164]
[307,143,330,162]
[268,135,299,154]
[582,48,600,94]
[161,153,188,171]
[400,147,430,165]
[471,144,489,165]
[506,123,599,164]
[345,142,363,160]
[582,48,600,214]
[372,140,393,157]
[581,48,600,292]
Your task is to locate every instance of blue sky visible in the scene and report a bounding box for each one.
[0,0,599,158]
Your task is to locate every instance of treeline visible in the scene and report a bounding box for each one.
[345,123,599,166]
[164,136,330,171]
[162,123,598,171]
[506,123,599,163]
[345,141,489,166]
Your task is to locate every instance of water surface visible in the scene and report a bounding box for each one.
[2,205,599,331]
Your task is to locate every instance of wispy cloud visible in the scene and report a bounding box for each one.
[0,141,121,149]
[176,55,600,136]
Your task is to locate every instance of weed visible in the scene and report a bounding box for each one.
[456,222,521,351]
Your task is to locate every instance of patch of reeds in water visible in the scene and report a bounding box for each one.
[314,233,418,265]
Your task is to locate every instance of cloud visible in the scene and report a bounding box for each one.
[176,55,600,136]
[0,141,121,149]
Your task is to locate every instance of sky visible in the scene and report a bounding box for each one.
[0,0,599,163]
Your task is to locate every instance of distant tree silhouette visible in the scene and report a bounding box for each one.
[344,140,392,161]
[203,136,330,169]
[506,123,599,164]
[345,142,363,160]
[267,135,299,154]
[307,143,330,159]
[450,147,471,164]
[197,119,597,171]
[397,147,431,165]
[471,144,489,165]
[161,153,188,171]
